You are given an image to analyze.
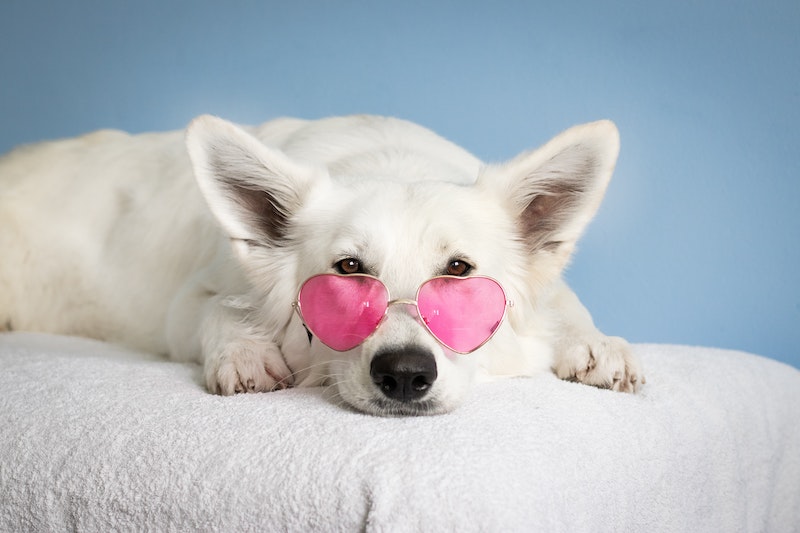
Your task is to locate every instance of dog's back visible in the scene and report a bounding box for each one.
[0,129,204,351]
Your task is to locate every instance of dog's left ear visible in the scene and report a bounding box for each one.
[477,120,620,266]
[186,115,326,250]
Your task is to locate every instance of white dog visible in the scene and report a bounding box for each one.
[0,115,643,415]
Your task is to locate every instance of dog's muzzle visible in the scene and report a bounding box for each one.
[370,347,437,402]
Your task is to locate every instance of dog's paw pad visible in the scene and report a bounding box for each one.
[206,341,293,395]
[554,336,644,393]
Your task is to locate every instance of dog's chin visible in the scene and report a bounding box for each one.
[334,374,472,416]
[330,375,460,417]
[341,394,453,417]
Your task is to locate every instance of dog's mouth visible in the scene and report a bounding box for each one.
[333,374,452,418]
[367,397,441,417]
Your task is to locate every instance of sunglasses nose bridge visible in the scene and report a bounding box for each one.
[386,298,419,317]
[386,298,417,314]
[387,298,417,306]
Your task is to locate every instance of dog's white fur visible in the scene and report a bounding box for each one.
[0,115,643,415]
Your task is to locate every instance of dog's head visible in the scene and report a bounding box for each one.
[186,116,619,416]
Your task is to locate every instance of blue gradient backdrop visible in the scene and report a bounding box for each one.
[1,1,797,367]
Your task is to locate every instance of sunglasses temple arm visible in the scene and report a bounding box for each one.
[292,301,314,345]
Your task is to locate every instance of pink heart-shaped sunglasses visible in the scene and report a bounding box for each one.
[293,274,511,354]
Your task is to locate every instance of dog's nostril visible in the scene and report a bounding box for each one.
[370,347,437,402]
[411,375,431,392]
[379,375,398,394]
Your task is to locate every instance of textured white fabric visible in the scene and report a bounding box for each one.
[1,332,798,532]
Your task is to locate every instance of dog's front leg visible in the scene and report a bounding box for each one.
[200,297,294,395]
[166,251,294,395]
[547,280,645,393]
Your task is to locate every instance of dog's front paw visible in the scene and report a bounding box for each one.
[205,340,294,395]
[554,336,644,393]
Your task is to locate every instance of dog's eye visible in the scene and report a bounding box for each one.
[446,260,472,277]
[335,258,362,275]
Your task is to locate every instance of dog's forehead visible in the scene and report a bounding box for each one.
[317,180,510,291]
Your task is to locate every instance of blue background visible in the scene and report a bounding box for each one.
[1,1,797,368]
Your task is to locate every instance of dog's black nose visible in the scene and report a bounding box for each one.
[370,347,438,402]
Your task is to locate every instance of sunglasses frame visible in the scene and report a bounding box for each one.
[292,273,512,354]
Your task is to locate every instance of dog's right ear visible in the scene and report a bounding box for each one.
[186,115,324,249]
[477,120,620,273]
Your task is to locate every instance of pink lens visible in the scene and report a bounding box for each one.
[296,274,388,351]
[417,277,507,353]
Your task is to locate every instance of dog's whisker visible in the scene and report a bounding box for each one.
[272,359,335,386]
[274,360,330,387]
[274,358,352,390]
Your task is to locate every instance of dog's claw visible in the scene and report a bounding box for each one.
[554,335,644,394]
[205,340,292,395]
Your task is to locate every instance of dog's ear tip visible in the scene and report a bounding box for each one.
[186,115,238,144]
[551,120,620,171]
[597,119,619,140]
[591,118,617,130]
[580,120,620,151]
[187,114,213,132]
[186,116,215,147]
[575,118,616,132]
[564,119,619,144]
[189,113,225,126]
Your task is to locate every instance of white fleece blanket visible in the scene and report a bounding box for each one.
[0,333,798,532]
